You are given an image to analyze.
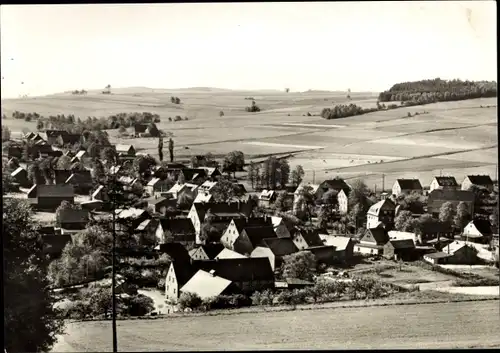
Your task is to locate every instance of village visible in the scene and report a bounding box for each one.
[2,125,500,317]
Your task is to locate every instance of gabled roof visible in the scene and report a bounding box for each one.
[292,227,324,247]
[115,144,134,153]
[388,231,415,241]
[199,180,218,192]
[74,150,86,159]
[232,217,273,233]
[465,175,493,186]
[52,169,70,184]
[158,218,195,236]
[433,176,458,187]
[116,208,146,219]
[168,183,184,194]
[259,190,276,200]
[134,123,149,133]
[428,189,475,206]
[362,227,389,245]
[193,257,274,282]
[181,168,208,181]
[66,170,92,184]
[156,243,191,264]
[145,196,169,206]
[320,178,351,192]
[442,241,476,255]
[368,198,396,216]
[59,209,89,224]
[147,177,162,186]
[36,184,75,198]
[180,270,233,299]
[11,167,26,177]
[467,219,492,236]
[118,176,138,185]
[136,219,156,231]
[425,252,452,259]
[294,183,321,195]
[321,236,352,251]
[386,239,415,249]
[197,243,225,260]
[199,167,220,177]
[395,179,423,190]
[242,226,277,248]
[92,185,106,199]
[191,201,252,221]
[193,193,213,203]
[261,237,298,257]
[216,248,247,259]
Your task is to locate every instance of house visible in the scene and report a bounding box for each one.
[45,130,66,145]
[259,190,276,208]
[199,167,222,179]
[193,257,275,294]
[178,168,209,184]
[306,245,337,265]
[28,184,75,211]
[10,167,31,187]
[134,123,149,137]
[116,144,136,157]
[250,238,298,271]
[319,178,351,196]
[198,180,218,195]
[430,176,459,192]
[427,189,475,216]
[59,209,90,231]
[383,239,417,261]
[294,183,324,204]
[180,269,239,300]
[355,226,389,255]
[337,189,350,214]
[388,230,417,243]
[271,216,293,238]
[80,199,104,212]
[155,218,196,246]
[418,221,454,244]
[220,217,273,253]
[115,208,151,232]
[7,146,22,159]
[187,201,254,244]
[461,175,494,192]
[165,259,197,304]
[65,170,93,194]
[426,237,454,252]
[156,242,191,263]
[92,185,109,202]
[146,178,171,196]
[423,241,480,265]
[70,150,88,164]
[193,192,213,203]
[188,243,225,261]
[274,278,314,291]
[232,226,277,255]
[320,235,355,262]
[290,227,324,250]
[145,196,172,214]
[392,179,423,196]
[54,170,72,185]
[215,248,247,259]
[462,219,493,244]
[168,182,199,200]
[366,198,396,230]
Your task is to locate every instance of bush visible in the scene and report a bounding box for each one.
[202,294,251,310]
[245,101,261,113]
[178,292,203,310]
[61,300,92,320]
[219,111,224,117]
[125,294,154,316]
[24,116,32,122]
[251,289,274,306]
[174,116,182,122]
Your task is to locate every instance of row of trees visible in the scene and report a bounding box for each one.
[170,96,181,104]
[247,157,299,190]
[378,78,497,103]
[320,103,379,120]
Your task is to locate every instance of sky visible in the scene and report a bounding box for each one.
[0,1,497,98]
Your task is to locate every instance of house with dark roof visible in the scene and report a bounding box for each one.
[115,144,136,157]
[366,198,396,230]
[462,219,493,244]
[220,217,273,251]
[290,227,324,250]
[65,170,93,194]
[193,257,275,294]
[271,216,293,238]
[392,179,423,197]
[259,190,276,208]
[383,239,417,261]
[417,221,455,244]
[430,176,459,192]
[461,175,494,192]
[230,226,277,255]
[320,235,355,261]
[7,146,22,159]
[144,196,174,214]
[251,238,298,271]
[59,209,90,230]
[54,169,72,185]
[423,241,480,265]
[306,245,338,265]
[356,225,389,255]
[155,218,196,246]
[179,168,209,184]
[427,189,475,216]
[319,178,351,194]
[188,201,255,244]
[115,208,152,232]
[134,123,149,137]
[92,185,109,202]
[10,167,31,187]
[164,256,197,304]
[70,150,88,164]
[189,243,225,261]
[28,184,75,211]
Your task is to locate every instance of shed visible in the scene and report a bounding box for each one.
[383,239,417,261]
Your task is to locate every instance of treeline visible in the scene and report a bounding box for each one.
[321,103,380,120]
[378,78,497,103]
[10,111,161,133]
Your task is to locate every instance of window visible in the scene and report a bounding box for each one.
[174,288,176,294]
[167,285,169,290]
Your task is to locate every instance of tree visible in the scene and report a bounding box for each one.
[36,119,45,131]
[278,159,290,189]
[39,157,54,184]
[211,178,243,202]
[321,189,338,207]
[394,210,416,232]
[293,185,314,222]
[247,162,257,189]
[219,111,224,117]
[223,151,245,179]
[317,205,332,229]
[168,138,174,162]
[2,125,11,141]
[91,159,106,183]
[87,142,99,159]
[101,147,118,165]
[55,200,81,226]
[56,155,72,170]
[133,154,157,179]
[438,201,456,227]
[347,203,364,233]
[281,251,317,281]
[27,161,44,185]
[7,156,20,170]
[290,165,305,186]
[158,137,164,162]
[177,172,186,185]
[454,201,471,231]
[200,209,220,243]
[3,198,64,352]
[178,292,202,310]
[285,88,290,93]
[273,191,290,213]
[348,179,370,212]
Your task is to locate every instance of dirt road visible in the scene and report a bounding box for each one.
[52,300,500,351]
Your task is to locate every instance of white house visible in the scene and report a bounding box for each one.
[337,189,349,214]
[429,176,459,192]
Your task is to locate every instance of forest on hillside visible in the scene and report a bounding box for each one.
[378,78,497,105]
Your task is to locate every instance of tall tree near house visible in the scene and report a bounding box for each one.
[394,210,416,232]
[347,203,364,233]
[210,178,243,202]
[268,156,280,189]
[290,165,305,186]
[101,147,118,166]
[158,136,164,162]
[278,159,290,189]
[254,164,261,189]
[177,172,185,185]
[168,138,174,162]
[27,161,44,185]
[2,125,11,141]
[273,191,289,213]
[454,201,471,231]
[56,155,72,170]
[3,198,64,352]
[438,201,456,227]
[248,162,257,190]
[223,151,245,179]
[260,158,271,189]
[91,158,106,183]
[281,251,317,281]
[294,184,314,222]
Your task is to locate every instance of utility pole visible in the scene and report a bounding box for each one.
[382,174,385,192]
[111,170,118,353]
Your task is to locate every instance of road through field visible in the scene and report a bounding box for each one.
[52,300,500,351]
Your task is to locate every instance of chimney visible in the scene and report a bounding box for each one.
[209,269,216,277]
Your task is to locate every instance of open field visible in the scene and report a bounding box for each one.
[2,89,497,191]
[51,300,500,351]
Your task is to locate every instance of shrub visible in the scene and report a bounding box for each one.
[168,117,172,122]
[154,116,161,123]
[184,117,189,120]
[219,111,224,117]
[125,294,155,316]
[306,112,312,116]
[174,116,182,122]
[251,289,274,306]
[178,292,203,310]
[61,300,92,320]
[24,115,32,122]
[245,101,261,112]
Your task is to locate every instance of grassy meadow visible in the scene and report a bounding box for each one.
[1,88,497,191]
